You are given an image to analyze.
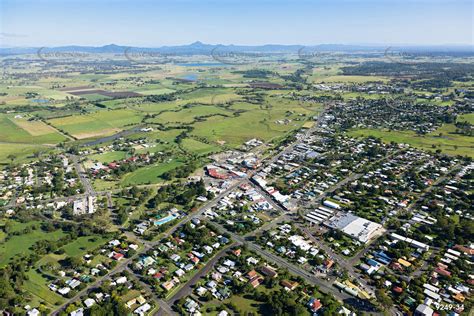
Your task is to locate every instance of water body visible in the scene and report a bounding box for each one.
[82,125,144,147]
[32,99,49,103]
[183,74,198,81]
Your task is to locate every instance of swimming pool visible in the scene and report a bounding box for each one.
[154,214,177,226]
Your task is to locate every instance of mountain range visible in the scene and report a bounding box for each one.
[1,41,473,56]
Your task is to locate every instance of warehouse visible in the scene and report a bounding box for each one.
[324,212,385,244]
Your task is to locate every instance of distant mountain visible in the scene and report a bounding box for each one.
[1,42,473,56]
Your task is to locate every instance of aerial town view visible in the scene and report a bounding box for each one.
[0,0,472,315]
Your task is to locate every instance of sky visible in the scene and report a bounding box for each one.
[1,0,473,47]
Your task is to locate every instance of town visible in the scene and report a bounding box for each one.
[0,20,473,316]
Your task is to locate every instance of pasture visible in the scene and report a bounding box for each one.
[348,125,474,158]
[47,109,144,139]
[0,114,66,144]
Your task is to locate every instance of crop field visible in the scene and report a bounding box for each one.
[0,85,74,106]
[0,114,66,144]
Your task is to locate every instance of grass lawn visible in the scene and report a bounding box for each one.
[88,150,128,163]
[23,268,65,308]
[0,222,66,267]
[0,143,51,166]
[458,113,474,124]
[347,125,474,158]
[93,178,118,191]
[181,138,221,156]
[202,295,264,315]
[60,235,108,257]
[121,159,185,186]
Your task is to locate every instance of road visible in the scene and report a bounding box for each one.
[209,221,381,314]
[52,179,245,314]
[126,268,176,316]
[69,154,95,196]
[52,245,150,315]
[165,243,239,307]
[51,109,336,313]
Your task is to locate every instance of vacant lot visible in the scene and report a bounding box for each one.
[181,138,220,155]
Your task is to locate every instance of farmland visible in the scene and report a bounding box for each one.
[0,45,473,316]
[347,124,474,158]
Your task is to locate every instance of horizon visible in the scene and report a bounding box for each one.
[1,0,473,47]
[1,41,473,49]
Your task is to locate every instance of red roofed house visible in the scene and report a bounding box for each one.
[246,270,258,280]
[308,298,323,313]
[393,286,403,294]
[232,249,242,257]
[113,253,124,261]
[434,268,452,277]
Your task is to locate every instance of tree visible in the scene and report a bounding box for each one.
[376,289,393,308]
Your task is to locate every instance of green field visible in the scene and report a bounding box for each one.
[0,114,66,144]
[0,221,66,267]
[61,235,108,257]
[348,124,474,157]
[458,113,474,124]
[181,138,220,155]
[0,143,50,165]
[121,159,185,186]
[47,109,144,139]
[23,269,65,307]
[149,105,231,124]
[88,150,128,163]
[190,99,313,147]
